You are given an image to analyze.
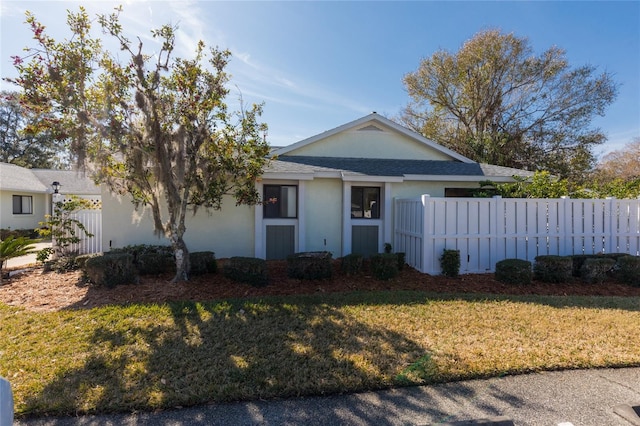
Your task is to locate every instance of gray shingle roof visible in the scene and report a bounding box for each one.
[0,163,100,194]
[0,163,48,192]
[31,169,100,195]
[268,156,533,179]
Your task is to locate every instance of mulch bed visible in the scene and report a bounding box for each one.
[1,260,639,313]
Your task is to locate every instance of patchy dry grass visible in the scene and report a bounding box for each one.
[2,291,640,417]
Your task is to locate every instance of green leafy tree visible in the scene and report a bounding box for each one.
[0,236,38,283]
[8,7,270,282]
[477,171,640,199]
[0,91,68,168]
[400,29,617,181]
[477,171,569,198]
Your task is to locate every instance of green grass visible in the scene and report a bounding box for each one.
[2,291,640,417]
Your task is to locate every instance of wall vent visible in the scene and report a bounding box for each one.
[358,125,384,132]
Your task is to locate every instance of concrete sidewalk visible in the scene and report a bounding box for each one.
[13,367,640,426]
[4,242,52,271]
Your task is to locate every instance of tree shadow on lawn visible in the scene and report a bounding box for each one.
[20,297,480,419]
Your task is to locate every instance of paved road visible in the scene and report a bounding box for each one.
[13,367,640,426]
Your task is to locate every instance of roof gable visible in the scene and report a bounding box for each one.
[274,113,474,163]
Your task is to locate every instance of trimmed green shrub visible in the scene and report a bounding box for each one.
[440,249,460,277]
[370,253,399,280]
[83,253,138,288]
[223,257,268,287]
[190,251,217,276]
[396,252,406,271]
[533,255,573,283]
[109,245,174,275]
[580,258,616,284]
[615,255,640,287]
[571,254,600,277]
[75,253,99,270]
[43,256,81,273]
[287,251,333,280]
[109,244,173,258]
[136,252,175,275]
[495,258,532,285]
[341,254,363,276]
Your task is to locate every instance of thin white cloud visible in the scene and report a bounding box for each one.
[226,52,372,115]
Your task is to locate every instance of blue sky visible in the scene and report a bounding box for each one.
[1,1,638,158]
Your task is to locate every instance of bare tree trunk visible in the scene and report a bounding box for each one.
[169,233,190,283]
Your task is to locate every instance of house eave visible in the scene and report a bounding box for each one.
[403,174,522,182]
[340,175,404,183]
[261,172,315,181]
[0,187,48,193]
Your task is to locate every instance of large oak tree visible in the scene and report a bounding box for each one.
[7,7,271,282]
[400,29,618,181]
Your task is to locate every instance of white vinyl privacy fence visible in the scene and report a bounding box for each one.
[68,209,102,255]
[395,195,640,275]
[50,195,102,256]
[51,208,102,256]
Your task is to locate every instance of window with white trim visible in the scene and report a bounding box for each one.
[264,185,298,218]
[351,187,380,219]
[12,195,33,214]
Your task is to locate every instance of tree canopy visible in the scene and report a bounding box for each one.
[0,91,68,168]
[7,6,271,282]
[477,170,640,199]
[594,138,640,181]
[400,29,618,181]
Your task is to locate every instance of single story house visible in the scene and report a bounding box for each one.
[102,113,533,259]
[0,162,101,233]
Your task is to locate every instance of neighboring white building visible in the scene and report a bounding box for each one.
[0,163,100,233]
[101,113,533,259]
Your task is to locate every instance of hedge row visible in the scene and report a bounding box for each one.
[80,248,410,287]
[494,254,640,286]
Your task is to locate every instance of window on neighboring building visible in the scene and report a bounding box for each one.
[444,188,476,197]
[264,185,298,218]
[351,187,380,219]
[12,195,33,214]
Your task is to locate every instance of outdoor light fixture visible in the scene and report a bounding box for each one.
[51,181,60,194]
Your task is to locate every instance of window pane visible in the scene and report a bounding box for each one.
[13,195,21,214]
[281,186,297,218]
[22,196,33,214]
[264,185,297,218]
[351,187,380,219]
[351,187,363,218]
[264,186,280,218]
[363,187,380,219]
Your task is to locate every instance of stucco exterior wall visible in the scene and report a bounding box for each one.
[101,189,255,258]
[0,191,47,231]
[303,178,343,256]
[290,127,453,161]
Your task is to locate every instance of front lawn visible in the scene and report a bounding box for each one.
[2,291,640,417]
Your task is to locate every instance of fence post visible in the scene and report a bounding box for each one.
[491,196,501,268]
[560,196,571,256]
[0,376,13,426]
[606,197,616,254]
[421,194,432,274]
